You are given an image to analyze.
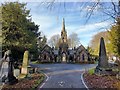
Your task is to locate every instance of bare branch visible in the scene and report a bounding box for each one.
[46,0,56,11]
[111,1,117,14]
[85,1,100,24]
[103,11,116,19]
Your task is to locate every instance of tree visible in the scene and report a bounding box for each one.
[37,35,47,51]
[42,35,47,46]
[68,32,80,48]
[1,2,39,59]
[87,46,94,55]
[109,18,120,57]
[48,34,60,48]
[90,31,111,56]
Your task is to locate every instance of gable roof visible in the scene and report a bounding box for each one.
[76,44,85,50]
[41,44,52,53]
[76,44,88,54]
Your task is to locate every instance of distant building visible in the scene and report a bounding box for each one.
[75,45,89,62]
[39,44,54,63]
[39,18,90,63]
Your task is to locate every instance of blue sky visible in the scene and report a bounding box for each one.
[25,2,115,47]
[1,1,117,47]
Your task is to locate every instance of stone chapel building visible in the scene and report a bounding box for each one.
[39,18,89,63]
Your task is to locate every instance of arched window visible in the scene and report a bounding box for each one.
[82,54,84,61]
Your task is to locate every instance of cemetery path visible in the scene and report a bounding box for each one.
[30,63,97,89]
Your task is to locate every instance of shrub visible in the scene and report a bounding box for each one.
[88,68,95,75]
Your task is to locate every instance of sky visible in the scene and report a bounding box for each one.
[0,0,118,47]
[25,2,115,47]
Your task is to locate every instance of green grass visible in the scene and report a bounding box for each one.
[94,61,98,64]
[18,74,27,79]
[88,68,95,75]
[31,73,45,90]
[31,61,38,64]
[31,61,54,64]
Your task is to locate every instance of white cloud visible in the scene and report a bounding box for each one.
[31,14,62,40]
[32,15,54,30]
[26,2,114,47]
[65,21,111,46]
[66,21,111,35]
[29,3,112,46]
[46,27,61,40]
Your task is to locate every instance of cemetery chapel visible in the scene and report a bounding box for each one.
[39,18,89,63]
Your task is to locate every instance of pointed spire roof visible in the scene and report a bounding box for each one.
[62,18,65,32]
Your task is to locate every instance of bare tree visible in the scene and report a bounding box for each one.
[68,32,80,48]
[48,34,60,48]
[90,31,111,55]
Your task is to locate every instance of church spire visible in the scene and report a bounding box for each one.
[61,18,67,43]
[62,18,65,31]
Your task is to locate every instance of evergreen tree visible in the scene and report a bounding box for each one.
[0,2,39,59]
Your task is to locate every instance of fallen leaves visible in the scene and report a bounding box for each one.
[84,73,119,89]
[2,73,45,90]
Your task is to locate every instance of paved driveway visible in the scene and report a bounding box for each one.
[30,63,97,89]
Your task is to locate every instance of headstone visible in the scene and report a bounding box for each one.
[98,37,109,68]
[21,50,29,75]
[95,37,110,75]
[6,50,18,85]
[14,69,20,77]
[0,55,8,82]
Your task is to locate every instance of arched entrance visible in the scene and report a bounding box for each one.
[62,53,66,62]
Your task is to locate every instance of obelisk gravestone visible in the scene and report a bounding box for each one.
[98,37,109,68]
[95,37,109,74]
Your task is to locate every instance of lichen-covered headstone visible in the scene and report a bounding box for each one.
[21,50,29,76]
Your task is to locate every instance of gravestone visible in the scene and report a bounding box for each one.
[0,51,9,82]
[95,37,111,75]
[8,50,18,85]
[14,69,20,78]
[0,49,18,85]
[21,50,29,77]
[97,37,109,68]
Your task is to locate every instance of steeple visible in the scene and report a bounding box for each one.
[61,18,67,43]
[62,18,65,31]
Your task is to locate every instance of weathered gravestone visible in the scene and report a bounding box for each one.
[0,49,18,85]
[7,50,18,85]
[95,37,112,75]
[21,50,29,78]
[0,50,9,82]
